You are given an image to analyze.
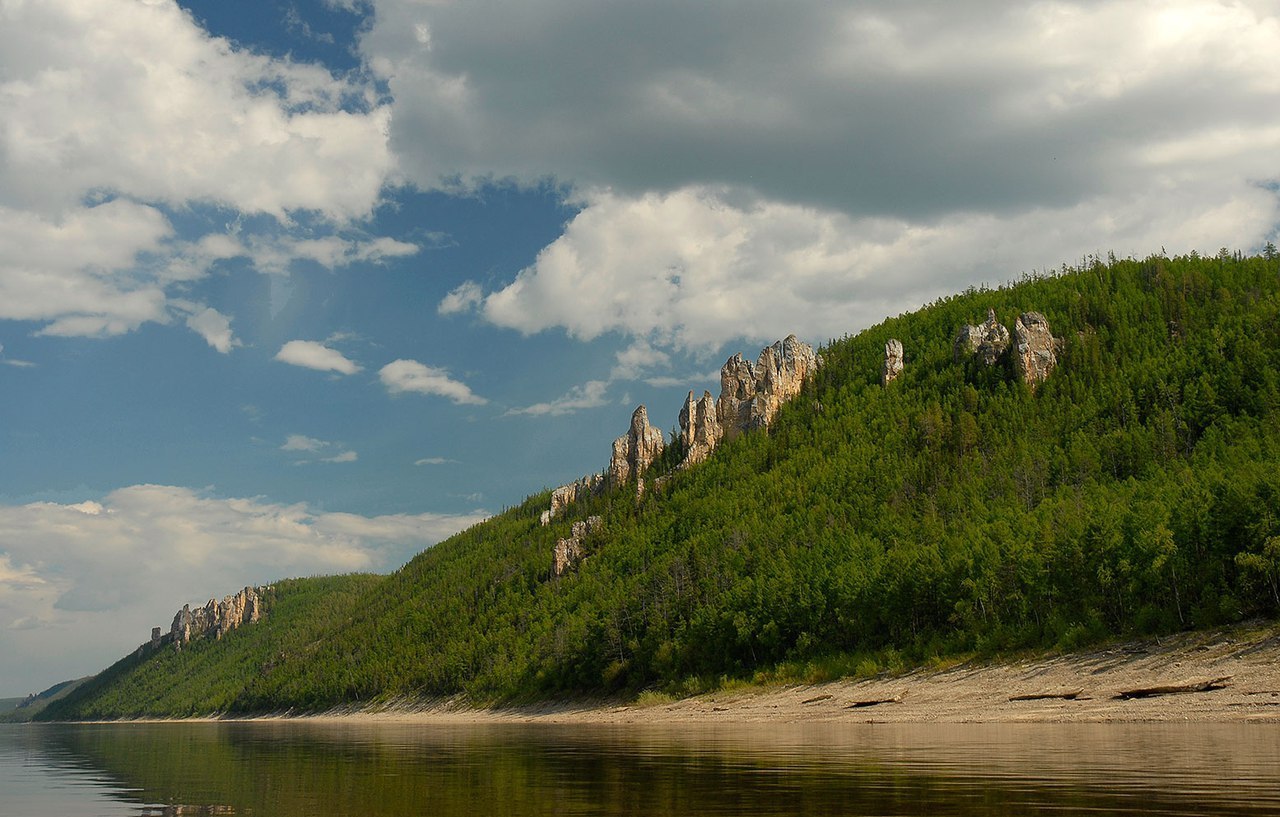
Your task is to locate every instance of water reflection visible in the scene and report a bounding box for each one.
[3,721,1279,816]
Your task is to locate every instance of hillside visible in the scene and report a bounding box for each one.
[0,677,89,722]
[41,251,1280,720]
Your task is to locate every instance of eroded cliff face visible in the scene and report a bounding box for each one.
[954,309,1060,389]
[608,405,665,495]
[679,390,721,467]
[538,335,821,522]
[169,586,266,650]
[540,475,603,526]
[718,335,821,437]
[1012,311,1058,390]
[883,339,904,385]
[954,308,1011,366]
[552,515,602,578]
[672,335,821,469]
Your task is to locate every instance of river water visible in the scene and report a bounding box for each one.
[2,721,1279,815]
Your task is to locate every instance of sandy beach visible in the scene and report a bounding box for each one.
[234,622,1280,727]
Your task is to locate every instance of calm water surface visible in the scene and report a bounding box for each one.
[1,721,1278,815]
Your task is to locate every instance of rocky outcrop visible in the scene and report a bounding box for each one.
[608,405,665,494]
[544,335,819,504]
[883,339,904,385]
[552,515,602,578]
[679,390,721,467]
[540,475,603,525]
[170,586,265,651]
[717,335,821,439]
[669,335,821,468]
[955,308,1010,366]
[1013,311,1058,390]
[717,352,759,436]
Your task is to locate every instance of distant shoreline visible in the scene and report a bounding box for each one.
[64,623,1280,726]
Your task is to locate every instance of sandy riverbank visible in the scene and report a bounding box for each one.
[233,623,1280,727]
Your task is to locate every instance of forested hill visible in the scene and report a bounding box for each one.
[42,251,1280,719]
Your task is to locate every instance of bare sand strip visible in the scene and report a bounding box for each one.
[253,623,1280,726]
[93,624,1280,726]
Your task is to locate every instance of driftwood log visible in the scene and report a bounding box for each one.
[1008,688,1084,702]
[1115,676,1233,700]
[846,692,905,709]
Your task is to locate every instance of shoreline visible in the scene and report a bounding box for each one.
[66,623,1280,727]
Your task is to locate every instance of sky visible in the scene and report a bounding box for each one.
[2,0,1279,696]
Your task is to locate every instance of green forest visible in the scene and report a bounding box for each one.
[42,250,1280,719]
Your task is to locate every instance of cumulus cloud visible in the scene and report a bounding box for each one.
[275,340,363,375]
[281,434,329,452]
[174,302,240,353]
[0,0,397,342]
[0,485,487,692]
[507,379,610,417]
[501,339,680,417]
[374,0,1280,348]
[609,340,672,382]
[1,0,390,219]
[414,457,457,465]
[363,0,1280,213]
[438,281,484,315]
[463,182,1280,350]
[0,201,173,337]
[379,359,487,405]
[321,451,359,463]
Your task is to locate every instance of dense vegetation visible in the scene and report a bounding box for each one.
[43,251,1280,719]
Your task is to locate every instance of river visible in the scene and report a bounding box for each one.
[2,721,1278,815]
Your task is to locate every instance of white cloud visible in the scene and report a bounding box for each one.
[379,359,487,405]
[470,182,1280,350]
[173,302,240,353]
[0,485,487,693]
[507,379,610,417]
[323,0,371,12]
[279,435,357,464]
[363,0,1280,213]
[365,0,1280,348]
[0,0,399,343]
[610,339,672,381]
[1,0,390,220]
[245,234,420,276]
[0,201,172,338]
[0,343,35,368]
[281,434,329,452]
[414,457,457,465]
[438,280,484,315]
[502,338,683,417]
[275,340,362,375]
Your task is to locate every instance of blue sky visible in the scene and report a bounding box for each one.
[2,0,1278,695]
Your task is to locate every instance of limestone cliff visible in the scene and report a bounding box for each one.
[678,390,721,467]
[540,475,603,526]
[542,335,819,511]
[954,308,1060,388]
[608,405,665,495]
[169,586,266,651]
[673,335,820,469]
[552,515,602,578]
[718,335,821,437]
[883,339,904,385]
[716,352,758,435]
[954,308,1010,366]
[1012,311,1058,390]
